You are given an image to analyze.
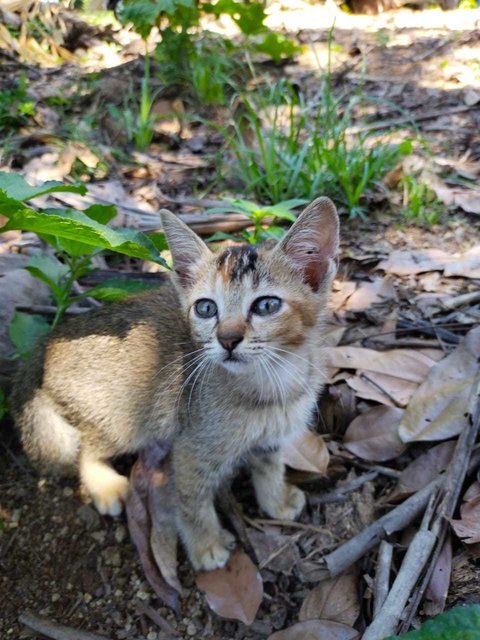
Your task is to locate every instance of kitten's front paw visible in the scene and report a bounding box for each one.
[91,474,129,517]
[190,528,236,572]
[267,484,306,521]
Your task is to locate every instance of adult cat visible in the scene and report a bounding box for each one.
[12,197,339,570]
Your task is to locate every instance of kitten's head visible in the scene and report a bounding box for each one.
[160,198,339,375]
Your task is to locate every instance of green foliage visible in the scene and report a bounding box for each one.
[207,198,305,244]
[0,75,35,135]
[86,278,158,301]
[8,312,50,359]
[384,604,480,639]
[229,76,412,217]
[401,176,442,225]
[0,172,167,337]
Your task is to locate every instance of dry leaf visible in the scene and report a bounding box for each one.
[449,498,480,545]
[398,328,480,442]
[299,574,360,627]
[331,281,357,310]
[463,480,480,502]
[343,406,406,462]
[378,248,451,276]
[195,548,263,626]
[247,527,300,573]
[126,444,180,612]
[283,430,330,474]
[424,535,452,617]
[345,371,418,407]
[268,620,359,640]
[392,441,456,498]
[343,277,397,311]
[324,347,438,384]
[444,245,480,278]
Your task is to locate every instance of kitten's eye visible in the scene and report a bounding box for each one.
[194,298,217,319]
[251,296,282,316]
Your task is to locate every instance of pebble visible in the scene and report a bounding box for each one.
[147,633,158,640]
[84,593,93,604]
[186,623,197,636]
[63,487,74,497]
[51,593,61,603]
[114,524,127,543]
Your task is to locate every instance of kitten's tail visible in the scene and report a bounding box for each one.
[13,389,80,475]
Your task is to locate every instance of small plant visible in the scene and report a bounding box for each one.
[0,74,35,135]
[0,172,167,355]
[206,197,306,244]
[385,604,480,639]
[401,175,443,225]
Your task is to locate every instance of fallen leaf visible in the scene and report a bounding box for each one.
[444,245,480,278]
[377,248,452,276]
[345,371,418,407]
[463,480,480,502]
[392,441,456,498]
[283,430,330,474]
[343,277,397,311]
[449,514,480,545]
[268,620,359,640]
[331,281,357,310]
[196,548,263,626]
[299,574,360,626]
[343,406,406,461]
[126,443,179,612]
[398,328,480,442]
[425,535,452,617]
[325,347,438,384]
[247,527,300,573]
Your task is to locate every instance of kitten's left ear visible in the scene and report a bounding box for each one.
[160,209,211,287]
[275,197,339,292]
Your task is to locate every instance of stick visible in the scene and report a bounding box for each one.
[321,478,440,577]
[348,105,474,134]
[135,600,179,637]
[373,541,393,617]
[309,471,378,505]
[19,612,110,640]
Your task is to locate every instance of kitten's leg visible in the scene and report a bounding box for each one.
[251,449,306,520]
[173,445,236,571]
[79,450,129,517]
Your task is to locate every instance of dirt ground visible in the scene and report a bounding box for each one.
[1,3,480,639]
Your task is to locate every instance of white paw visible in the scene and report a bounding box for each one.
[270,485,306,521]
[191,529,236,572]
[91,474,129,517]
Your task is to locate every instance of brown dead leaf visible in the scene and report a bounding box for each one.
[444,246,480,278]
[424,535,452,617]
[392,441,456,498]
[195,548,263,626]
[299,574,360,627]
[331,281,356,310]
[345,371,418,407]
[343,406,406,462]
[464,480,480,502]
[325,347,438,384]
[378,249,451,276]
[268,620,359,640]
[283,430,330,474]
[247,527,300,573]
[343,277,397,311]
[126,443,180,612]
[398,328,480,442]
[450,497,480,544]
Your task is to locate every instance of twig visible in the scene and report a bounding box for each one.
[348,460,402,479]
[19,612,110,640]
[443,291,480,310]
[135,600,179,637]
[373,541,393,618]
[321,478,440,577]
[245,516,339,538]
[348,105,474,134]
[309,471,378,505]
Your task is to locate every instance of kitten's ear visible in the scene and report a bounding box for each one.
[275,197,339,291]
[160,209,211,287]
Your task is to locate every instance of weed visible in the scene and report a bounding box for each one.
[401,176,443,225]
[0,75,35,135]
[0,173,167,354]
[228,75,412,217]
[206,197,306,244]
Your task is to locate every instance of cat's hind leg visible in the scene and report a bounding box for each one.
[79,451,129,517]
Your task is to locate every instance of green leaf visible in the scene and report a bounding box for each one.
[384,605,480,640]
[84,204,117,225]
[0,196,167,265]
[86,278,158,302]
[255,33,301,62]
[0,171,86,202]
[147,232,169,254]
[8,312,50,358]
[24,254,69,300]
[122,0,196,37]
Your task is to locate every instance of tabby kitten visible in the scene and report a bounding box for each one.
[12,197,339,571]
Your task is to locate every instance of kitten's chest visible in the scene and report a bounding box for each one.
[244,393,316,445]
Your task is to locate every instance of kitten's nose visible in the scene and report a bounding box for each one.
[218,331,244,353]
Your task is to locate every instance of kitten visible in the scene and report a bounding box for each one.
[11,197,339,571]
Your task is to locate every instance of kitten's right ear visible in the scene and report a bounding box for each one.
[160,209,211,287]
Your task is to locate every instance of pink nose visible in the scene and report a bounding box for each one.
[218,332,244,353]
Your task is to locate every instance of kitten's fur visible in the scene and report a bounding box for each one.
[11,197,339,571]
